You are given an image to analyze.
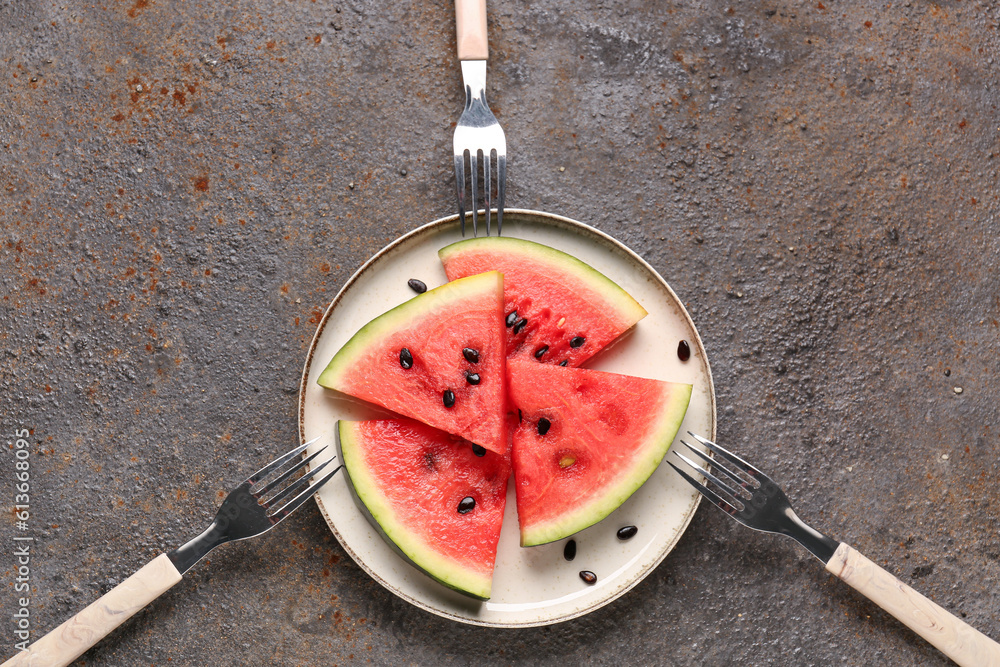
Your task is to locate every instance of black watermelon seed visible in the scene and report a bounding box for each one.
[518,409,523,423]
[465,372,481,385]
[579,571,597,585]
[513,318,528,334]
[505,310,518,327]
[407,278,427,294]
[559,360,568,367]
[537,418,551,436]
[463,347,480,363]
[471,444,487,457]
[564,539,577,561]
[570,336,586,348]
[677,340,691,362]
[443,389,456,408]
[399,348,413,369]
[534,345,549,359]
[458,496,476,514]
[617,525,638,541]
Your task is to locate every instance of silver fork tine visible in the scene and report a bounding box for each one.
[673,449,745,504]
[496,154,506,236]
[688,431,768,481]
[246,436,320,485]
[470,150,479,237]
[261,456,336,509]
[679,439,752,492]
[483,150,492,236]
[268,463,343,521]
[454,153,467,237]
[253,446,328,497]
[667,461,741,516]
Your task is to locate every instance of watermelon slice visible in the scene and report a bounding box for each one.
[318,272,507,454]
[439,237,647,367]
[337,419,510,600]
[506,358,692,546]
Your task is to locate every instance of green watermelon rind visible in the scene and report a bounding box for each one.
[438,237,648,325]
[336,420,493,600]
[520,383,693,547]
[316,271,501,391]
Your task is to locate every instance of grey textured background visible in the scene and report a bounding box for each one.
[2,0,999,665]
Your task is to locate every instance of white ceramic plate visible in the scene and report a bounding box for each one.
[298,209,716,627]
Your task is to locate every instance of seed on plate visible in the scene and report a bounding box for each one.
[458,496,476,514]
[677,340,691,362]
[399,348,413,369]
[471,444,486,457]
[534,345,549,359]
[407,278,427,294]
[570,336,585,348]
[443,389,456,408]
[559,360,568,367]
[537,418,551,436]
[513,318,528,334]
[505,310,518,327]
[564,539,577,561]
[463,347,480,363]
[465,372,481,385]
[579,570,597,585]
[617,525,638,541]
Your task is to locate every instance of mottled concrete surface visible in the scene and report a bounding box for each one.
[2,0,999,664]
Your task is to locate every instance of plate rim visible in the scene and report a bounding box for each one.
[298,208,717,627]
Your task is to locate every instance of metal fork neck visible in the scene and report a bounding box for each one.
[461,60,487,103]
[780,508,840,564]
[167,519,231,575]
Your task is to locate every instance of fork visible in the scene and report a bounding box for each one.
[453,0,507,237]
[3,439,341,667]
[670,432,1000,667]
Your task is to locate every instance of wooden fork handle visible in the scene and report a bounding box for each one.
[455,0,488,60]
[827,543,1000,667]
[2,554,182,667]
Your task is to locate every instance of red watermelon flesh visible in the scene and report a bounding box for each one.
[507,358,692,546]
[439,237,647,367]
[318,272,508,455]
[337,419,510,600]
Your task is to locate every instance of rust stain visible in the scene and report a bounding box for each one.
[193,176,209,192]
[126,0,150,18]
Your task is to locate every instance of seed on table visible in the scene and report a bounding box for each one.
[564,539,577,561]
[458,496,476,514]
[677,340,691,362]
[534,345,548,359]
[465,372,481,385]
[463,347,480,363]
[579,571,597,585]
[513,318,528,334]
[407,278,427,294]
[537,418,551,436]
[399,348,413,369]
[443,389,456,407]
[570,336,585,348]
[471,444,486,457]
[505,310,518,327]
[617,525,638,541]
